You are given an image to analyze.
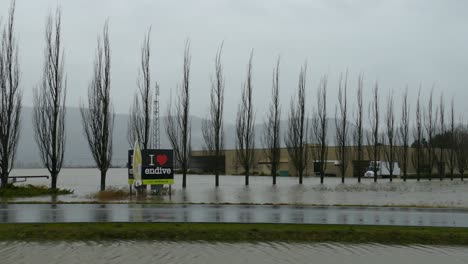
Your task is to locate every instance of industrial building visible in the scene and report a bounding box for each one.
[191,146,448,178]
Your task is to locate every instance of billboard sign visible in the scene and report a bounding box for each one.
[128,149,174,185]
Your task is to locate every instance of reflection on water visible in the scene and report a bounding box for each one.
[39,204,64,222]
[2,204,468,226]
[0,241,467,264]
[8,168,468,207]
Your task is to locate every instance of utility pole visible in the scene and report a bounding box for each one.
[150,83,162,194]
[152,84,160,149]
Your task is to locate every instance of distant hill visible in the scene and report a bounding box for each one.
[15,107,355,168]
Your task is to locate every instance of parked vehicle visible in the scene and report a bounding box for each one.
[363,161,400,178]
[363,170,374,178]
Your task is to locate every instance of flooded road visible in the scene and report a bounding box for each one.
[9,168,468,207]
[1,204,468,226]
[0,241,467,264]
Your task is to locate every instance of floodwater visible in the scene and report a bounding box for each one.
[0,241,467,264]
[1,204,468,226]
[9,168,468,207]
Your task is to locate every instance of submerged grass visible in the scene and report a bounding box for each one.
[90,187,172,201]
[91,187,129,201]
[0,223,468,245]
[0,184,73,198]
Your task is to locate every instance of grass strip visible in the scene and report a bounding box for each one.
[0,223,467,245]
[0,184,73,198]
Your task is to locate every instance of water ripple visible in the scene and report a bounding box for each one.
[1,241,468,264]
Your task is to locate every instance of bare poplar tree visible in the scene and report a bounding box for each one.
[383,92,395,181]
[412,89,423,181]
[0,0,22,188]
[397,88,410,181]
[312,76,328,184]
[128,28,156,150]
[202,43,224,186]
[262,57,280,184]
[353,73,364,182]
[367,83,380,182]
[166,41,191,188]
[80,22,114,191]
[425,89,436,180]
[436,92,446,180]
[236,51,255,185]
[285,63,308,184]
[448,98,455,180]
[33,8,66,190]
[455,122,468,181]
[335,72,348,183]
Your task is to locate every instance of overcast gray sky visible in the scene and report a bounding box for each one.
[1,0,467,122]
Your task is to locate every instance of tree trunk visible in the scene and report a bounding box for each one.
[271,160,277,185]
[51,171,58,190]
[272,166,277,185]
[1,176,7,188]
[1,154,9,188]
[245,169,249,185]
[100,170,106,191]
[1,169,7,188]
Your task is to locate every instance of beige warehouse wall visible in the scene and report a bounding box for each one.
[192,146,450,177]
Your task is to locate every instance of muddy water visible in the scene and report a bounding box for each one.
[9,168,468,207]
[0,241,467,264]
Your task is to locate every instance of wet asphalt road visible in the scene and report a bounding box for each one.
[0,204,467,227]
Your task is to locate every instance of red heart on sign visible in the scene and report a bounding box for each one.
[156,154,168,166]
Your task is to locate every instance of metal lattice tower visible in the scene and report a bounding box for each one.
[152,84,160,149]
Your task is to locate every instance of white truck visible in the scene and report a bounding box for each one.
[364,161,401,178]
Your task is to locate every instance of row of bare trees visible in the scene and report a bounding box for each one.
[0,2,114,191]
[257,61,467,185]
[0,1,115,191]
[2,0,468,191]
[223,50,468,186]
